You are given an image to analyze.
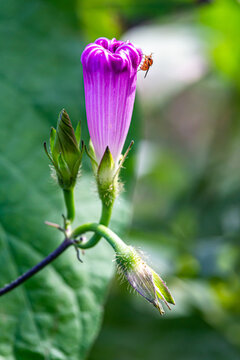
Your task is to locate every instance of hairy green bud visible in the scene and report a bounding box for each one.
[116,246,175,315]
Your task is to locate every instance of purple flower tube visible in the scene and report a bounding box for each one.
[81,37,142,165]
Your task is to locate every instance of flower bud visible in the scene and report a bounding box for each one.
[44,109,84,190]
[116,246,175,315]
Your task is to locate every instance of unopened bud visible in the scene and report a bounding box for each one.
[116,246,175,315]
[44,109,84,190]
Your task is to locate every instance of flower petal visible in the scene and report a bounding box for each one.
[81,37,142,164]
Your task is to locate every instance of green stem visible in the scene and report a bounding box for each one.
[71,222,128,253]
[78,202,113,249]
[63,188,75,224]
[100,202,113,225]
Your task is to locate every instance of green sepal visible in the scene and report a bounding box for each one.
[113,140,134,181]
[97,146,115,186]
[85,139,98,175]
[44,141,52,163]
[75,121,81,146]
[86,140,134,206]
[72,142,84,176]
[57,152,70,177]
[43,141,57,168]
[152,271,175,305]
[50,127,56,155]
[97,146,117,206]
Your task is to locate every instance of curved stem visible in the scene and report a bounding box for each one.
[0,238,73,297]
[63,188,75,225]
[71,222,128,253]
[78,202,113,249]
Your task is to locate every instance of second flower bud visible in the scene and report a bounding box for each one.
[44,109,84,190]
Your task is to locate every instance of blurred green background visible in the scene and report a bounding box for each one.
[1,0,240,359]
[88,0,240,359]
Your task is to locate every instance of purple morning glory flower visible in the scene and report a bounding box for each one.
[81,37,142,165]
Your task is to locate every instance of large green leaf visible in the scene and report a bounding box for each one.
[0,1,133,359]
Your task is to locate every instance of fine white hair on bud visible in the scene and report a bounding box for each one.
[116,246,175,315]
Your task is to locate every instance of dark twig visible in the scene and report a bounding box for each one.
[0,238,74,297]
[74,246,83,263]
